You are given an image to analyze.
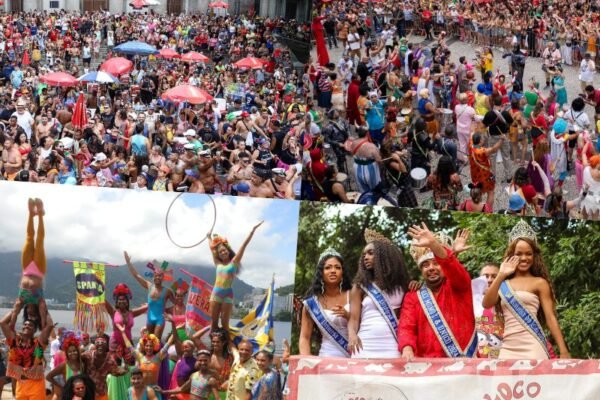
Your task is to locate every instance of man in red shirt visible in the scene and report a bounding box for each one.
[398,225,476,359]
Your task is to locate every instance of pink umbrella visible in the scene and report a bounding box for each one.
[233,57,267,70]
[181,51,210,63]
[130,0,148,9]
[40,72,78,87]
[72,92,88,130]
[158,48,181,59]
[208,1,229,8]
[100,57,134,76]
[162,84,214,105]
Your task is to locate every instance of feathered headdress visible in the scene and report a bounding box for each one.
[140,333,160,352]
[145,260,173,281]
[508,219,537,244]
[113,283,132,301]
[171,278,189,294]
[60,330,81,352]
[409,231,454,266]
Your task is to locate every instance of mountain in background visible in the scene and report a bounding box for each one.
[0,252,257,307]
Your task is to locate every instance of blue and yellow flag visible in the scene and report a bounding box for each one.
[230,278,275,354]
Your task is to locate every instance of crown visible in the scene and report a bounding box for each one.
[364,228,393,245]
[318,248,343,265]
[508,219,537,244]
[409,231,454,266]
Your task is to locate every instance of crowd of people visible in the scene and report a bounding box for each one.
[299,220,570,362]
[304,0,600,220]
[0,199,286,400]
[0,9,310,200]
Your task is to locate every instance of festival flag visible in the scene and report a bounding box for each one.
[72,261,108,333]
[230,277,275,353]
[182,270,213,335]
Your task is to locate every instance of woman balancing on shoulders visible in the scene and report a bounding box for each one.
[206,221,264,332]
[483,220,570,359]
[347,229,412,359]
[299,248,352,358]
[11,198,51,331]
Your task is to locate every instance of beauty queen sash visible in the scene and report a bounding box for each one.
[418,286,478,358]
[361,284,398,340]
[499,281,550,358]
[304,296,350,357]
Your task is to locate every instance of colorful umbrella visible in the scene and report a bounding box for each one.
[22,51,30,66]
[181,51,210,63]
[77,71,120,84]
[162,85,214,105]
[158,48,181,59]
[113,40,159,56]
[130,0,148,9]
[233,57,267,70]
[40,72,78,87]
[100,57,134,76]
[208,1,229,8]
[72,92,88,130]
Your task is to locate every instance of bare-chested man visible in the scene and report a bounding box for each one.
[35,115,51,143]
[184,168,206,193]
[2,135,22,181]
[348,126,383,194]
[197,150,218,194]
[227,151,253,187]
[248,169,275,198]
[181,144,198,168]
[235,111,265,140]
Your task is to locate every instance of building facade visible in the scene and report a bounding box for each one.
[4,0,310,22]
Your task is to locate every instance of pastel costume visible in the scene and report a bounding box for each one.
[499,289,549,360]
[352,288,404,359]
[110,310,134,361]
[581,166,600,215]
[148,284,169,326]
[211,262,237,304]
[190,371,213,399]
[398,249,476,358]
[20,212,46,304]
[552,76,567,107]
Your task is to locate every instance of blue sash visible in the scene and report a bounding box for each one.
[417,286,477,358]
[361,284,398,340]
[499,281,550,358]
[303,296,350,357]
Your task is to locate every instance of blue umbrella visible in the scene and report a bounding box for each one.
[77,71,120,84]
[113,41,159,56]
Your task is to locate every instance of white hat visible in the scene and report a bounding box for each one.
[184,143,195,150]
[185,129,197,137]
[59,137,74,149]
[93,152,107,161]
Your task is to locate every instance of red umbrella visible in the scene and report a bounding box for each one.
[40,72,78,87]
[130,0,148,9]
[72,92,88,130]
[100,57,134,76]
[158,48,180,59]
[181,51,210,63]
[233,57,267,70]
[22,51,30,66]
[162,85,214,105]
[208,1,229,8]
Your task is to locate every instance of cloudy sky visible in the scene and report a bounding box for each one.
[0,182,300,288]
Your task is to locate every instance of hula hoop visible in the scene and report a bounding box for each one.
[165,192,217,249]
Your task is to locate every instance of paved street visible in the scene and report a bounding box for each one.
[311,34,598,214]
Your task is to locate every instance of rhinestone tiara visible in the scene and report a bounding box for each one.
[508,219,537,244]
[318,248,343,265]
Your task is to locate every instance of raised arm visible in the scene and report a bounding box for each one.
[104,299,115,319]
[132,303,149,318]
[482,256,520,309]
[0,310,15,342]
[231,221,264,266]
[123,251,150,289]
